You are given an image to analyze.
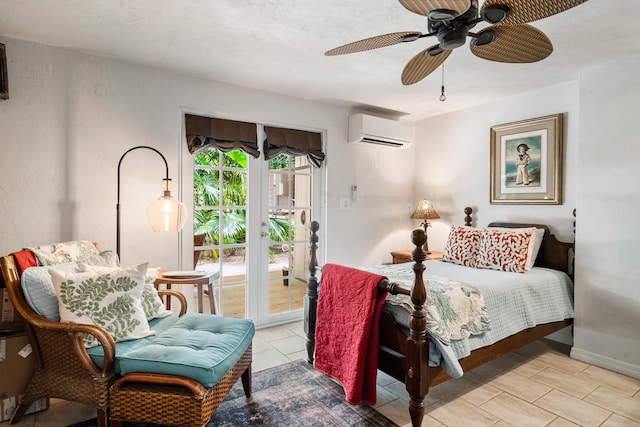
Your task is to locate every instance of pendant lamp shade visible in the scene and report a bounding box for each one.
[147,179,187,232]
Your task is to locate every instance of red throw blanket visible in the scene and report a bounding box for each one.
[314,263,388,405]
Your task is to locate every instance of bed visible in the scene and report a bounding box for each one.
[304,207,574,427]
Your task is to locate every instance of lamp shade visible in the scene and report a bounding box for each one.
[146,178,187,232]
[410,200,440,220]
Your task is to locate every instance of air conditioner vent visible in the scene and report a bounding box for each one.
[348,114,414,148]
[360,137,407,148]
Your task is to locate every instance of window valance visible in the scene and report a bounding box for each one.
[263,126,325,168]
[185,114,260,158]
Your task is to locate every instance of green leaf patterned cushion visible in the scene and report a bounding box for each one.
[79,264,171,321]
[21,250,120,321]
[49,263,154,347]
[142,267,172,320]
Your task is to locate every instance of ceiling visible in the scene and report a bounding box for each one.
[1,0,639,120]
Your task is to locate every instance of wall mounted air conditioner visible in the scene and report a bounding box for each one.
[348,114,414,148]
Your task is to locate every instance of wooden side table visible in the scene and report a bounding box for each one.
[154,271,220,314]
[390,250,444,264]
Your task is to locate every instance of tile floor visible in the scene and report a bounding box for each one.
[2,321,639,427]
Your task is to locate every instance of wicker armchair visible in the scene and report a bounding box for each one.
[0,254,187,426]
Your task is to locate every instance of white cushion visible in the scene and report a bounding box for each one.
[21,262,79,321]
[49,263,154,347]
[21,251,120,321]
[526,228,545,270]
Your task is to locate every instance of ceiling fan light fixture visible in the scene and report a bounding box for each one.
[438,27,469,50]
[428,9,459,21]
[427,46,444,57]
[397,33,422,43]
[472,29,496,47]
[482,5,510,24]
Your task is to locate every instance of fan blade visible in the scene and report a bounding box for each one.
[401,45,452,85]
[399,0,471,18]
[325,32,423,56]
[481,0,587,25]
[470,25,552,63]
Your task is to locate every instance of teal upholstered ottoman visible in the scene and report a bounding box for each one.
[109,314,254,427]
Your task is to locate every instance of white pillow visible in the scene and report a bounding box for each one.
[79,250,120,268]
[21,262,81,321]
[79,264,172,321]
[21,251,120,321]
[526,228,545,270]
[49,263,154,347]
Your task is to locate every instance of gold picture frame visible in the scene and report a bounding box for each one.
[490,113,563,205]
[0,43,8,100]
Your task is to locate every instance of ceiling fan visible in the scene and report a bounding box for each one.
[325,0,588,85]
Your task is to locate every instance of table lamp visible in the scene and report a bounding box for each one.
[409,199,440,253]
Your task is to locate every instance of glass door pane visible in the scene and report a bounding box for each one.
[194,149,248,318]
[266,154,312,316]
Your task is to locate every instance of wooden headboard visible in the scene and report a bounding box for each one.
[487,222,574,276]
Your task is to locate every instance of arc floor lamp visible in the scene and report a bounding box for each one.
[116,145,187,258]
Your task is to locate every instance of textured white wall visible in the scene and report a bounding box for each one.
[0,37,413,270]
[324,136,417,266]
[571,55,640,378]
[412,60,640,378]
[412,82,579,250]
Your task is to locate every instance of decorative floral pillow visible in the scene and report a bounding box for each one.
[21,251,121,321]
[142,267,172,320]
[442,226,483,268]
[79,264,171,321]
[49,263,154,347]
[487,227,545,271]
[27,240,99,266]
[476,228,533,273]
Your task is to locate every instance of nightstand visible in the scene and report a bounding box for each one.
[390,250,444,264]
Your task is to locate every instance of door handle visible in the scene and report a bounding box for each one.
[261,231,268,237]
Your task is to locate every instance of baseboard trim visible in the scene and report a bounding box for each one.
[571,346,640,379]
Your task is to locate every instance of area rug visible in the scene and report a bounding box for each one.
[67,359,397,426]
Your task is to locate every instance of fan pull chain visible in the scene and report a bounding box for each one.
[439,64,446,102]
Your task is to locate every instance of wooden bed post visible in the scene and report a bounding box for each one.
[406,229,429,427]
[305,220,320,364]
[464,206,473,227]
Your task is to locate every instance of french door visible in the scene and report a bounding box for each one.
[193,138,322,327]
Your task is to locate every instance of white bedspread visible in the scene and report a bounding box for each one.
[377,260,574,378]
